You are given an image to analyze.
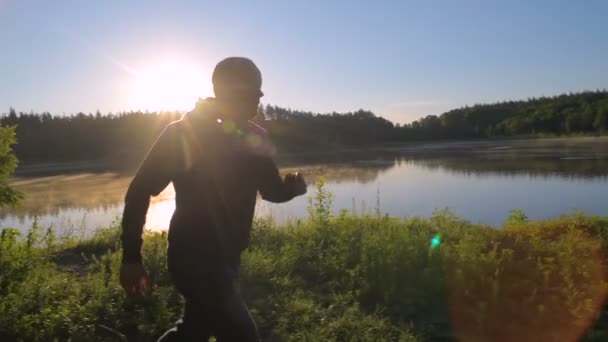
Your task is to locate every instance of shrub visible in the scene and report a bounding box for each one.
[1,181,607,340]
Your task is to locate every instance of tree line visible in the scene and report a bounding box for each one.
[406,90,608,139]
[1,90,607,165]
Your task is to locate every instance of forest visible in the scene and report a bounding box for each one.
[1,90,607,165]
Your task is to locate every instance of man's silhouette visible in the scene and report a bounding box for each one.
[120,57,307,341]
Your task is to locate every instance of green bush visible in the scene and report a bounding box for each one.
[0,124,21,206]
[1,183,607,340]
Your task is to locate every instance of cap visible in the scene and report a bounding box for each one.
[212,57,263,97]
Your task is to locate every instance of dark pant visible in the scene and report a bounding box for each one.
[158,246,260,342]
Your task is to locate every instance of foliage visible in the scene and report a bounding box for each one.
[0,108,182,166]
[306,176,333,225]
[258,106,398,150]
[1,183,608,340]
[410,90,608,139]
[0,124,21,206]
[503,209,528,227]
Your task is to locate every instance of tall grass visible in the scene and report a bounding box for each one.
[1,182,607,341]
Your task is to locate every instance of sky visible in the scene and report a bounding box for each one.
[0,0,607,124]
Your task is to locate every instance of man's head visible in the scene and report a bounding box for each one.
[212,57,263,121]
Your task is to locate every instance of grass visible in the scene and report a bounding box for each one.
[1,183,608,341]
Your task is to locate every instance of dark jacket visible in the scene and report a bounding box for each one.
[121,99,296,265]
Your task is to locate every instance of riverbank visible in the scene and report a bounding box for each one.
[1,194,607,340]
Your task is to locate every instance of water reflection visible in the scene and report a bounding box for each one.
[2,138,608,233]
[2,173,174,220]
[409,155,608,179]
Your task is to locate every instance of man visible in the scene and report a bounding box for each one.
[120,57,307,341]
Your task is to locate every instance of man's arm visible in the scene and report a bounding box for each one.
[257,156,306,203]
[121,125,176,264]
[248,120,305,202]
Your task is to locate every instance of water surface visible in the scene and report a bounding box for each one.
[2,137,607,234]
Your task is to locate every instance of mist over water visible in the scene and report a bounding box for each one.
[2,138,608,235]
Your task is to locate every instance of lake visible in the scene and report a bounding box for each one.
[2,137,608,235]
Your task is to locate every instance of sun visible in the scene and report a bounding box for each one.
[128,59,212,111]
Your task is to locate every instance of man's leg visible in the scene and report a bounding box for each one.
[157,300,214,342]
[160,245,217,342]
[162,243,258,341]
[213,273,260,342]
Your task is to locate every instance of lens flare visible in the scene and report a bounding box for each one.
[447,226,607,342]
[430,234,441,249]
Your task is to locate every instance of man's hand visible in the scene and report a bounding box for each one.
[120,263,150,296]
[285,172,307,197]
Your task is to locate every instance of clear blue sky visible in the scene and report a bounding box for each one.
[1,0,606,123]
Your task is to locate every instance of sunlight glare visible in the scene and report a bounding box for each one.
[144,185,176,231]
[128,60,212,111]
